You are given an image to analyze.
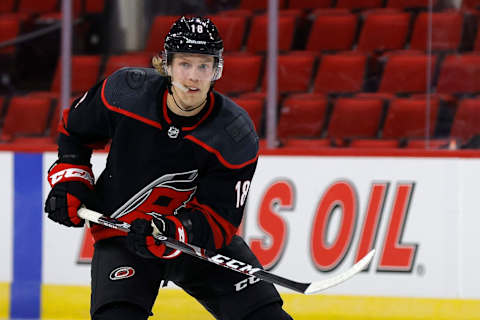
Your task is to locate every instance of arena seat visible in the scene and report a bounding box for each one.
[239,0,287,11]
[287,0,331,10]
[436,54,480,94]
[313,53,367,94]
[102,53,152,78]
[327,97,384,139]
[349,139,399,148]
[0,0,16,13]
[0,15,20,55]
[378,53,437,94]
[51,55,102,94]
[246,14,296,53]
[356,10,411,53]
[210,15,247,52]
[336,0,383,10]
[85,0,105,13]
[262,51,317,94]
[386,0,433,10]
[231,97,264,132]
[450,98,480,142]
[277,93,327,139]
[306,10,357,52]
[406,139,451,149]
[17,0,58,14]
[215,53,262,95]
[144,15,178,53]
[283,138,331,149]
[410,11,463,51]
[0,96,4,115]
[1,96,52,141]
[382,98,439,139]
[462,0,480,9]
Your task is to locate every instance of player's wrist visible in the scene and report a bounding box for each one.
[47,162,94,189]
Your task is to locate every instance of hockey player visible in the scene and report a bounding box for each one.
[45,16,293,320]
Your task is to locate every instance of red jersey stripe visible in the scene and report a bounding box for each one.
[101,79,163,129]
[185,135,259,169]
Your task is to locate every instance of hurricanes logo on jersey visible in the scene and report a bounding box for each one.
[112,170,198,219]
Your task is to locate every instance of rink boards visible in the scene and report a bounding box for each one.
[1,151,480,319]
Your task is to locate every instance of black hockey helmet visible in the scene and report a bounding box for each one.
[162,16,224,81]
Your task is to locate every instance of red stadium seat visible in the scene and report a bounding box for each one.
[1,96,52,141]
[231,97,263,132]
[382,98,439,139]
[306,10,357,52]
[262,51,316,94]
[378,53,437,94]
[215,53,262,95]
[386,0,433,9]
[103,53,152,78]
[355,92,394,101]
[406,139,451,149]
[0,97,4,115]
[239,0,287,11]
[436,54,480,94]
[283,138,331,149]
[0,15,20,54]
[336,0,383,10]
[450,99,480,142]
[210,15,247,52]
[145,16,178,53]
[51,55,102,94]
[349,139,399,148]
[85,0,105,13]
[288,0,331,10]
[278,93,327,139]
[410,12,463,51]
[0,0,15,13]
[246,15,296,53]
[217,9,252,17]
[462,0,480,9]
[17,0,58,14]
[356,11,411,53]
[327,98,383,139]
[313,53,367,94]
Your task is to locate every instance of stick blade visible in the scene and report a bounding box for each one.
[304,249,375,295]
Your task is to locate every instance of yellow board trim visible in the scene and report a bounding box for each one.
[0,283,9,319]
[0,284,469,320]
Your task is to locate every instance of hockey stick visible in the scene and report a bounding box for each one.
[78,207,375,295]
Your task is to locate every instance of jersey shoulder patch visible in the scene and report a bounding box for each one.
[190,93,259,168]
[102,67,165,123]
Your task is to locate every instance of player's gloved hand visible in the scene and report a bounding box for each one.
[44,162,95,227]
[127,216,187,259]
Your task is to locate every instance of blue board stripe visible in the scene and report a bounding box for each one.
[10,153,43,319]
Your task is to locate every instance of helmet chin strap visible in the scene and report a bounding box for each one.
[170,85,207,113]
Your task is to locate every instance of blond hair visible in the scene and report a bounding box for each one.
[152,54,168,76]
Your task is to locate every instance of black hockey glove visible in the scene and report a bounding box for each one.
[127,216,188,259]
[45,162,95,227]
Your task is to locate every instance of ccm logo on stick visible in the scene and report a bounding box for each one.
[234,276,261,291]
[109,266,135,280]
[210,254,262,275]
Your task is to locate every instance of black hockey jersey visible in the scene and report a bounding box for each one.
[57,67,259,251]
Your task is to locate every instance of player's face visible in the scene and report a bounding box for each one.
[169,53,215,108]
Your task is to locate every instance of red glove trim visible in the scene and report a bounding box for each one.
[161,216,188,259]
[48,163,94,188]
[146,236,167,257]
[66,193,83,225]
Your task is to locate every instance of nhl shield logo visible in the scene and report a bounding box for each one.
[168,126,180,138]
